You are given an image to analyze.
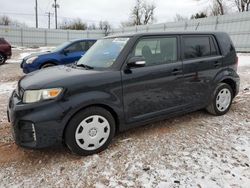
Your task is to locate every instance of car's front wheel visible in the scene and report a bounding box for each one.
[65,107,116,156]
[206,83,233,116]
[0,53,6,65]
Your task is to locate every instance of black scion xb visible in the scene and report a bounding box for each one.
[7,32,240,155]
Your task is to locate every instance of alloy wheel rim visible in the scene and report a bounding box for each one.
[216,88,231,112]
[75,115,110,151]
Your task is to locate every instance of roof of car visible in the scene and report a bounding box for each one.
[105,31,227,38]
[70,38,97,42]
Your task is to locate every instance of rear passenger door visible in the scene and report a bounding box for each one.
[181,35,223,108]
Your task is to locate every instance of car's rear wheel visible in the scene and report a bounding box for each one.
[206,83,233,116]
[41,63,55,69]
[0,53,6,65]
[65,107,116,156]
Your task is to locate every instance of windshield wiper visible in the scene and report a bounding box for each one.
[76,64,94,70]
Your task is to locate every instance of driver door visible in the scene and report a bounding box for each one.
[60,41,85,64]
[121,36,187,123]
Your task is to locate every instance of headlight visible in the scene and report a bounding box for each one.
[23,88,62,103]
[26,56,38,64]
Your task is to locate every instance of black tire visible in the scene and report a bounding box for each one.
[64,107,116,156]
[0,53,6,65]
[40,63,55,69]
[206,83,233,116]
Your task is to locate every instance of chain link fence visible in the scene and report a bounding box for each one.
[1,12,250,52]
[0,26,105,47]
[110,11,250,52]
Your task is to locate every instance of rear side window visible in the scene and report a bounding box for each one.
[183,36,218,59]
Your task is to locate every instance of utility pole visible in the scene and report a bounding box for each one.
[52,0,59,29]
[46,12,53,29]
[35,0,38,28]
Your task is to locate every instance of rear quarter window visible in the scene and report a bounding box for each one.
[183,36,219,59]
[217,33,235,55]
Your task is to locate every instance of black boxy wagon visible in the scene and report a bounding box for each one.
[8,32,240,155]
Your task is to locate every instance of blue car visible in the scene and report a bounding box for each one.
[21,39,96,73]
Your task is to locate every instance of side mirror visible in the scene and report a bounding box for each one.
[127,56,146,68]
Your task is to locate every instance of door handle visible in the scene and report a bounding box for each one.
[172,68,182,75]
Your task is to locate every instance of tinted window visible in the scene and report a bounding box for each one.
[88,41,96,49]
[65,42,83,52]
[133,37,177,66]
[183,36,216,59]
[79,41,87,51]
[210,38,218,56]
[80,41,96,51]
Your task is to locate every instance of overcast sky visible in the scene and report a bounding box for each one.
[1,0,209,29]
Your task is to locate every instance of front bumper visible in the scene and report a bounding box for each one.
[7,91,66,148]
[21,60,37,74]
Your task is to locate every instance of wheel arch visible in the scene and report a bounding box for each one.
[39,60,58,69]
[220,78,237,97]
[213,68,238,98]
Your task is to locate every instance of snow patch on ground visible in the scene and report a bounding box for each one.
[0,82,16,95]
[238,53,250,67]
[7,46,55,64]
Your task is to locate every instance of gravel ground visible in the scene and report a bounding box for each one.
[0,48,249,188]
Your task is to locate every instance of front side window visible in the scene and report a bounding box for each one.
[133,37,177,66]
[183,36,217,59]
[77,38,129,68]
[65,42,83,53]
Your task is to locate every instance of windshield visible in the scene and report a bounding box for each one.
[77,37,130,68]
[52,41,71,52]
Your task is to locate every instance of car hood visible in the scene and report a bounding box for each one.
[23,51,53,60]
[19,65,110,90]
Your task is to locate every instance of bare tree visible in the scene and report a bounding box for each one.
[191,12,207,19]
[142,2,156,24]
[194,0,228,15]
[215,0,225,15]
[60,18,88,30]
[99,21,111,36]
[232,0,250,12]
[0,16,11,26]
[124,0,156,26]
[174,14,188,22]
[0,16,27,27]
[88,23,97,30]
